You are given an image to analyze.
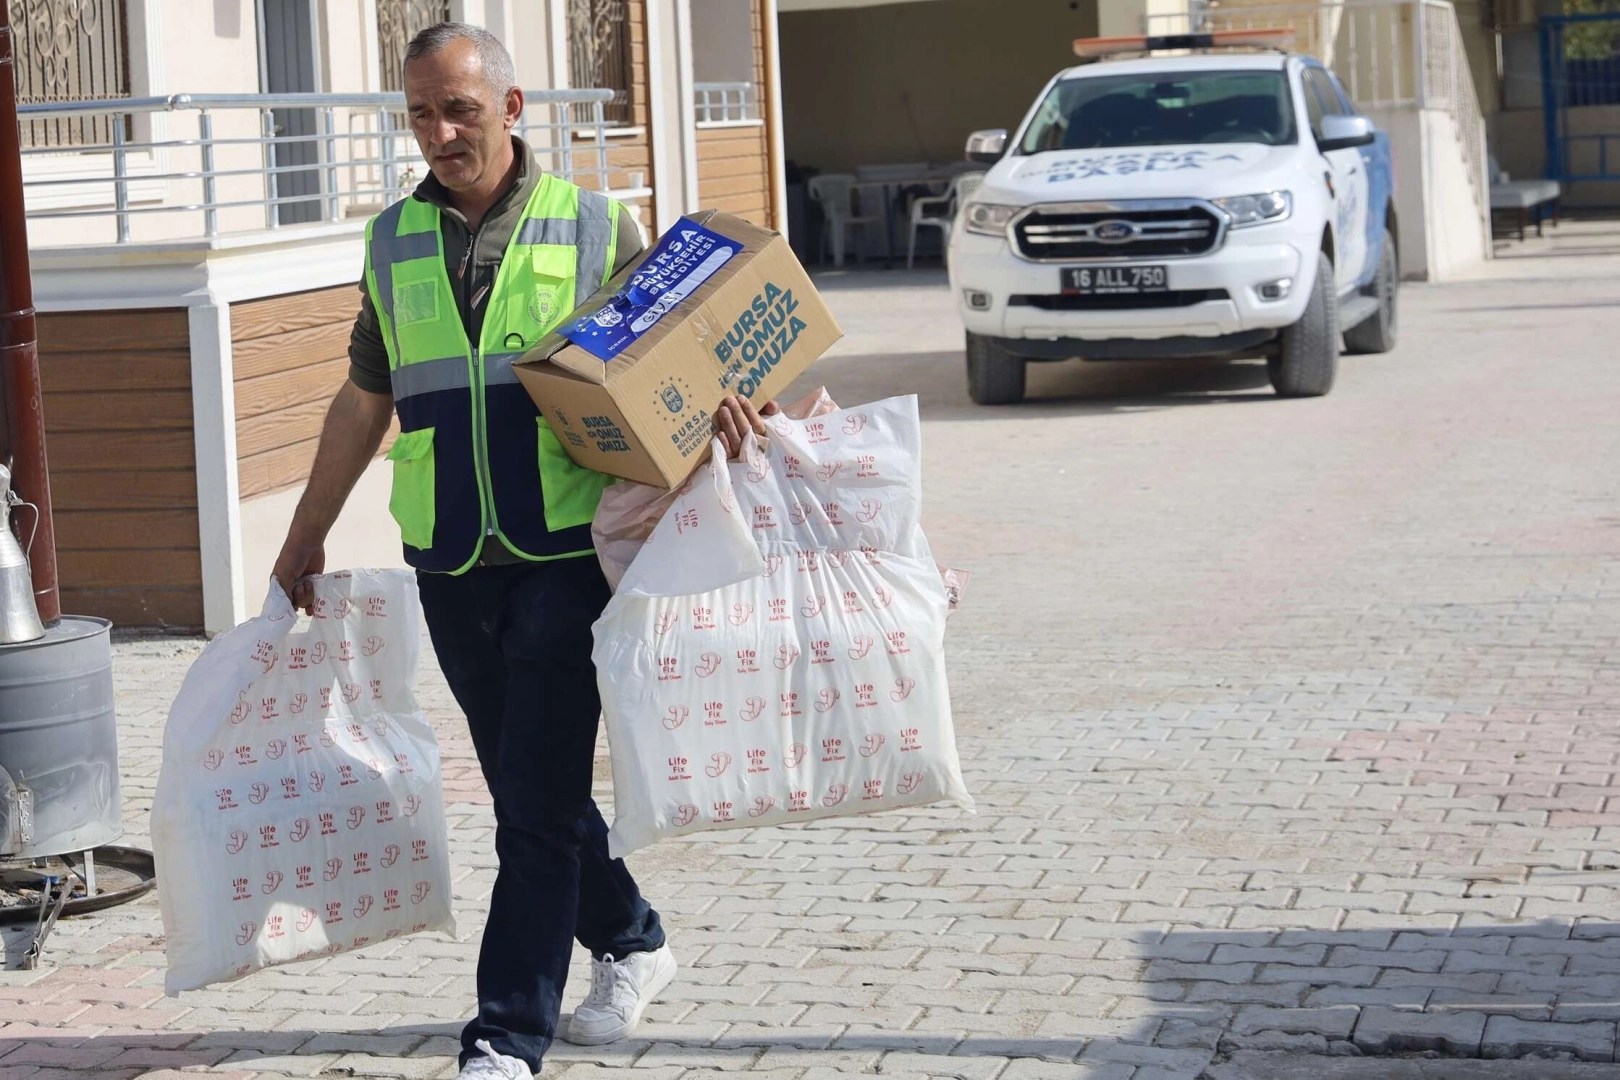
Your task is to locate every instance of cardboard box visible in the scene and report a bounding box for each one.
[513,209,843,488]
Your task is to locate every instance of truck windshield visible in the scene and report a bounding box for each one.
[1019,70,1297,153]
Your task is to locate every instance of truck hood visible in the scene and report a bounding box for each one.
[984,143,1300,203]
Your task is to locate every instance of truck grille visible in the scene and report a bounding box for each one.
[1009,289,1229,311]
[1012,201,1223,261]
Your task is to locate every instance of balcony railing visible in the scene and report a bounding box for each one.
[694,81,758,125]
[18,88,621,246]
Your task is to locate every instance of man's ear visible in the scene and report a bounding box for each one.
[503,86,524,131]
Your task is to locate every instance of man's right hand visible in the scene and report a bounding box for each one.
[273,533,325,615]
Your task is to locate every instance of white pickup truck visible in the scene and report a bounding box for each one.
[947,32,1399,404]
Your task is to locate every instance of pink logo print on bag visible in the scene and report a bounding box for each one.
[341,683,363,704]
[663,705,689,731]
[856,499,882,523]
[311,641,329,665]
[226,829,247,854]
[746,451,770,483]
[352,851,371,874]
[886,631,910,655]
[234,744,257,766]
[232,877,252,902]
[394,752,413,774]
[841,591,863,615]
[266,914,285,939]
[901,727,922,752]
[860,733,886,757]
[735,649,759,674]
[311,598,329,620]
[365,596,387,618]
[261,697,279,721]
[319,685,334,710]
[369,679,384,701]
[347,806,366,829]
[354,894,374,919]
[706,752,732,778]
[784,743,808,769]
[780,691,802,717]
[411,839,428,863]
[801,594,827,618]
[691,605,716,630]
[815,688,840,713]
[267,738,287,761]
[696,652,722,677]
[319,811,337,836]
[296,908,318,932]
[711,800,735,823]
[383,889,401,912]
[672,804,700,827]
[730,603,753,626]
[856,453,880,477]
[655,611,679,635]
[258,824,279,848]
[658,656,682,682]
[294,733,311,754]
[892,677,916,702]
[826,549,850,569]
[768,598,789,622]
[823,784,849,807]
[775,644,800,669]
[204,749,224,771]
[740,696,766,722]
[235,921,257,945]
[262,870,283,895]
[822,502,845,525]
[248,782,270,805]
[403,794,422,817]
[749,795,776,817]
[783,454,805,479]
[863,778,884,801]
[337,764,358,787]
[789,501,810,525]
[310,769,327,793]
[281,776,299,800]
[898,772,923,795]
[252,640,278,674]
[674,508,700,534]
[843,412,868,435]
[289,693,307,715]
[381,844,401,868]
[374,800,394,824]
[333,597,355,620]
[703,700,726,727]
[290,817,311,842]
[366,759,384,780]
[855,683,877,709]
[874,583,894,609]
[372,717,389,737]
[753,505,777,530]
[324,857,343,881]
[337,640,356,663]
[319,725,337,748]
[817,460,844,482]
[765,554,784,576]
[288,646,308,670]
[804,421,830,444]
[324,901,344,926]
[215,788,238,811]
[811,639,834,665]
[821,737,845,763]
[771,415,795,438]
[798,550,820,573]
[746,748,770,774]
[848,635,874,660]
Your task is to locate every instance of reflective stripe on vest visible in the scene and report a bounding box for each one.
[365,175,621,573]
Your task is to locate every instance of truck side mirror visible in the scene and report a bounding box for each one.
[1317,114,1375,153]
[965,129,1009,165]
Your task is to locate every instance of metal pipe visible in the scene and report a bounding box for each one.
[0,5,61,626]
[111,120,130,243]
[200,111,218,237]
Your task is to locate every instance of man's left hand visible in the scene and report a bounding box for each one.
[716,396,780,459]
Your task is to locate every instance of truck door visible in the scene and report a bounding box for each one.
[1303,65,1368,292]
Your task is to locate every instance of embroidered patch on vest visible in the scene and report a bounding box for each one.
[528,283,562,328]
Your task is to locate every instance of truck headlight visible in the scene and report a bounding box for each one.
[1212,191,1292,228]
[962,202,1019,236]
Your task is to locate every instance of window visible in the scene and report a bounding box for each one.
[9,0,133,149]
[568,0,634,126]
[376,0,451,93]
[1019,70,1298,153]
[1304,66,1350,138]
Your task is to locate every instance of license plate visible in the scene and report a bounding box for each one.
[1061,265,1169,295]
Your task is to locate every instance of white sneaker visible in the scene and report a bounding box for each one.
[564,945,677,1045]
[458,1040,532,1080]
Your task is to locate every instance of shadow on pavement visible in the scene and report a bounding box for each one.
[7,922,1620,1078]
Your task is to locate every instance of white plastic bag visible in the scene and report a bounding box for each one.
[593,394,972,857]
[151,569,454,993]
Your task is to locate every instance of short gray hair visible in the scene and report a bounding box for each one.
[404,22,517,97]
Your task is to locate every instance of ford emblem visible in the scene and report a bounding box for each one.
[1093,219,1138,243]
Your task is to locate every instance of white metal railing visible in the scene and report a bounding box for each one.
[694,81,758,125]
[1146,0,1488,217]
[18,88,619,245]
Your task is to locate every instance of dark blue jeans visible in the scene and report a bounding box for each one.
[418,557,664,1070]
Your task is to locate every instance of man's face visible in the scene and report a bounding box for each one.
[403,39,518,193]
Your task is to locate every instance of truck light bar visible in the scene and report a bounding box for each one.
[1074,28,1296,58]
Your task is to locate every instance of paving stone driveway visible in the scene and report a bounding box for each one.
[4,226,1620,1080]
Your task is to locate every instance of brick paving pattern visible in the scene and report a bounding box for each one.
[4,229,1620,1079]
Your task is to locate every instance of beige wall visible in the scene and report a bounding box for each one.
[779,0,1100,174]
[693,0,757,84]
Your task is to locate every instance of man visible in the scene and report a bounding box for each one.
[272,22,769,1080]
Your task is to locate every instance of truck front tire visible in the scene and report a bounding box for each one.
[1269,251,1338,398]
[966,332,1027,405]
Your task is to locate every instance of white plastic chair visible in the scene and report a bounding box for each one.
[808,173,882,268]
[906,172,985,268]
